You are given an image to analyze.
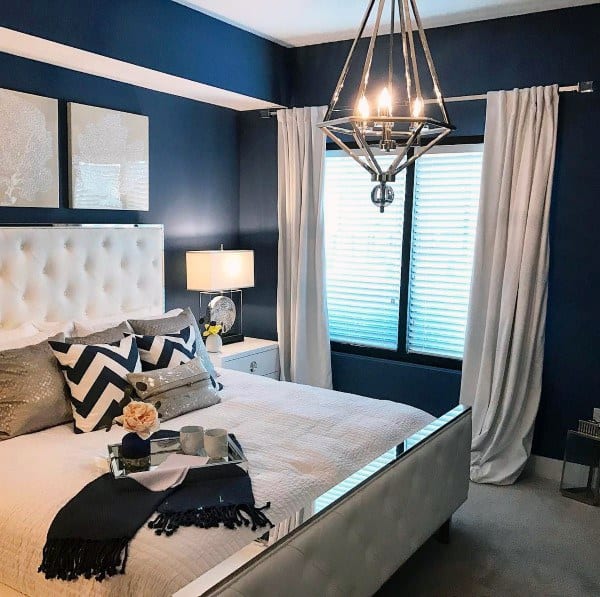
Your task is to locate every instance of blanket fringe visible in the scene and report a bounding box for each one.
[38,537,129,582]
[149,502,274,536]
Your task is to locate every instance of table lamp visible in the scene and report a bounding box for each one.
[186,247,254,345]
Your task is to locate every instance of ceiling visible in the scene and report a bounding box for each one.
[174,0,599,47]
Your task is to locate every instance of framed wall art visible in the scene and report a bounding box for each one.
[0,88,59,208]
[68,103,149,210]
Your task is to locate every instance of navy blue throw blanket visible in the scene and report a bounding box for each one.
[39,439,272,582]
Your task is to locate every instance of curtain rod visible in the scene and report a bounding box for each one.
[261,80,594,117]
[431,80,594,104]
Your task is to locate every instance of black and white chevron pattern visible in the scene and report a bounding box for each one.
[135,325,197,371]
[50,335,141,433]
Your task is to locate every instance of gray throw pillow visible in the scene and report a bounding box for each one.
[128,307,217,378]
[127,357,220,422]
[0,339,73,441]
[67,321,131,345]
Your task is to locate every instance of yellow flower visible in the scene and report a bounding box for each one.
[202,322,222,337]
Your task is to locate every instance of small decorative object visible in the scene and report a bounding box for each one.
[578,419,600,439]
[117,401,160,473]
[107,432,247,480]
[317,0,454,212]
[179,425,205,455]
[0,88,59,208]
[68,102,149,210]
[203,320,223,353]
[560,429,600,507]
[204,428,229,460]
[186,246,254,345]
[208,295,236,333]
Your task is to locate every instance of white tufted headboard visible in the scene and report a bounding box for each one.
[0,225,164,329]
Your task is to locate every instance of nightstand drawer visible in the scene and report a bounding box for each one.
[224,348,279,376]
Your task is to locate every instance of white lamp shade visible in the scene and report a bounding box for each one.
[186,250,255,291]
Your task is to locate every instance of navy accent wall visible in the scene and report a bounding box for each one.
[239,4,600,459]
[1,0,289,105]
[238,112,279,340]
[0,53,240,317]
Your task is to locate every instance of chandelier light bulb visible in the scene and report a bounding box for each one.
[412,97,424,118]
[357,95,371,120]
[378,86,392,117]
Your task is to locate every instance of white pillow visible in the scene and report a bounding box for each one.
[73,309,182,337]
[73,317,134,337]
[139,308,183,321]
[0,323,51,351]
[34,321,75,337]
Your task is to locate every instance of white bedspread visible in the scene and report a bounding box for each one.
[0,370,433,597]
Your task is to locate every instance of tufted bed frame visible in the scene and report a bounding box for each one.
[0,225,471,597]
[0,225,164,326]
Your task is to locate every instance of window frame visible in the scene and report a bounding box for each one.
[326,135,484,371]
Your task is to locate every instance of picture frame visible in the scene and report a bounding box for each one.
[0,88,59,208]
[68,102,149,210]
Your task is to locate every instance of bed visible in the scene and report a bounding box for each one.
[0,225,471,596]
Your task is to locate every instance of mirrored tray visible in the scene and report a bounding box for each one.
[107,433,248,480]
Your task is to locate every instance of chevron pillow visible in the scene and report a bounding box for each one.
[134,325,197,371]
[50,335,142,433]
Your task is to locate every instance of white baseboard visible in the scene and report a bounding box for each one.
[526,455,563,482]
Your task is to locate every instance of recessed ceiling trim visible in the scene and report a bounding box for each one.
[0,27,282,111]
[173,0,600,47]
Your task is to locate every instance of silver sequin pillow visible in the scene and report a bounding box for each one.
[127,357,220,422]
[0,338,73,441]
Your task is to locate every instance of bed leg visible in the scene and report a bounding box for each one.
[435,517,451,544]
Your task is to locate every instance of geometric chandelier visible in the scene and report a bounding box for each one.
[317,0,455,212]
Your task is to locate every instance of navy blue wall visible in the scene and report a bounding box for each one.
[0,0,289,319]
[239,4,600,458]
[238,112,279,340]
[0,0,289,105]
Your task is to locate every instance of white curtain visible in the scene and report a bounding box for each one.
[276,106,332,389]
[460,86,559,485]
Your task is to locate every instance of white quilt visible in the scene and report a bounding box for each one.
[0,369,433,597]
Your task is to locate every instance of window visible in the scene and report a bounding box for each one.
[324,142,483,364]
[324,154,406,350]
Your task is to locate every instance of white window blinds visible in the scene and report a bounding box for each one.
[406,145,483,359]
[324,153,406,350]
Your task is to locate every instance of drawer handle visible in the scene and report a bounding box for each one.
[250,361,258,373]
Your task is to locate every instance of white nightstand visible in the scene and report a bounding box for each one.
[209,338,280,379]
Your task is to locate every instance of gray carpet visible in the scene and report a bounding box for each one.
[377,475,600,596]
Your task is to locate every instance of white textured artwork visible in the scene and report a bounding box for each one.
[0,88,58,208]
[68,103,149,210]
